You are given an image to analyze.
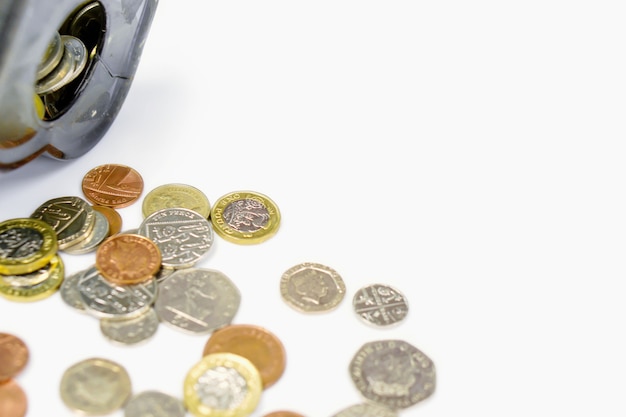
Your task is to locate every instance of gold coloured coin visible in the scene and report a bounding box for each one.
[210,191,280,245]
[0,218,58,275]
[95,234,161,285]
[30,196,95,250]
[0,255,64,302]
[184,352,262,417]
[142,183,211,218]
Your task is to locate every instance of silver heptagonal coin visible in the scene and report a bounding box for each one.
[100,308,159,345]
[124,390,186,417]
[352,283,409,327]
[331,402,398,417]
[280,262,346,313]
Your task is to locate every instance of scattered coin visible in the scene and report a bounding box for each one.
[210,190,281,245]
[59,268,87,312]
[30,196,95,250]
[352,283,409,327]
[349,339,436,410]
[280,262,346,313]
[0,379,27,417]
[263,412,306,417]
[142,183,211,218]
[0,258,57,288]
[124,390,186,417]
[184,352,262,417]
[92,205,123,237]
[0,217,58,275]
[81,163,144,208]
[331,402,397,417]
[0,255,64,302]
[63,210,110,255]
[202,323,286,389]
[0,333,29,381]
[100,308,159,345]
[95,233,161,285]
[60,357,132,415]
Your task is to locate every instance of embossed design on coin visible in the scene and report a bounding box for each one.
[81,164,144,208]
[184,352,262,417]
[77,265,157,319]
[331,402,397,417]
[142,183,211,218]
[0,379,28,417]
[210,191,280,245]
[0,333,29,381]
[60,357,132,415]
[30,196,95,249]
[92,205,123,237]
[0,255,64,302]
[202,324,286,389]
[353,284,409,327]
[155,268,241,334]
[95,234,161,285]
[124,390,186,417]
[280,262,346,313]
[60,269,87,312]
[100,308,159,345]
[63,210,110,254]
[137,208,213,269]
[0,218,58,275]
[349,340,436,410]
[0,258,55,288]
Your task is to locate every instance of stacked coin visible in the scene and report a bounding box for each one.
[0,333,29,417]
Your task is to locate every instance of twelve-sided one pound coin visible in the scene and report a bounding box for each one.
[0,218,57,275]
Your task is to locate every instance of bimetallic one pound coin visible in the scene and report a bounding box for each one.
[95,234,161,285]
[352,284,409,327]
[184,352,262,417]
[81,163,144,208]
[0,255,64,302]
[60,357,132,415]
[0,379,28,417]
[142,183,211,218]
[0,333,29,381]
[210,191,280,245]
[202,324,286,389]
[30,196,95,250]
[124,390,186,417]
[0,218,58,275]
[280,262,346,313]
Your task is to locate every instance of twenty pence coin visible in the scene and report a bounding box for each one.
[0,333,29,381]
[30,196,95,249]
[352,283,409,327]
[0,255,64,302]
[184,352,262,417]
[202,324,286,389]
[124,390,186,417]
[210,191,280,245]
[280,262,346,313]
[142,183,211,218]
[0,218,58,275]
[60,357,132,415]
[63,210,110,254]
[81,164,144,208]
[95,234,161,285]
[0,379,27,417]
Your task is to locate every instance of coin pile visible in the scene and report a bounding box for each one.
[0,332,29,417]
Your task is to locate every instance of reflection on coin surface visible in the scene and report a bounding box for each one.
[92,205,123,237]
[0,257,57,288]
[63,210,110,254]
[0,255,64,302]
[263,412,306,417]
[137,208,213,269]
[184,352,262,417]
[210,191,280,245]
[331,402,397,417]
[155,268,241,334]
[0,379,27,417]
[280,262,346,313]
[202,324,286,389]
[142,183,211,218]
[0,217,58,275]
[124,390,186,417]
[349,339,436,410]
[81,164,144,208]
[0,333,29,381]
[352,284,409,327]
[100,308,159,345]
[30,196,95,249]
[95,234,161,285]
[60,269,87,312]
[60,357,132,415]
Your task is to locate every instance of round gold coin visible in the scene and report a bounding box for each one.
[95,234,161,285]
[184,352,262,417]
[0,218,58,275]
[0,255,64,302]
[142,183,211,218]
[210,191,280,245]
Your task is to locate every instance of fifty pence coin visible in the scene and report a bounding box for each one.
[349,339,436,410]
[99,308,159,345]
[142,183,211,219]
[95,233,161,285]
[280,262,346,313]
[331,403,397,417]
[81,164,144,208]
[30,196,95,250]
[60,357,132,415]
[155,268,241,335]
[63,209,110,255]
[352,284,409,327]
[124,390,186,417]
[0,218,58,275]
[137,208,213,269]
[210,190,280,245]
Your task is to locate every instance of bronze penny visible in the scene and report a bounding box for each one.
[92,205,123,237]
[0,379,27,417]
[95,234,161,285]
[81,164,144,208]
[202,323,286,389]
[263,412,306,417]
[0,333,29,381]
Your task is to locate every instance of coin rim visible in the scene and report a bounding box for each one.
[0,218,58,275]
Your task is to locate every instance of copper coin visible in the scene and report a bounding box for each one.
[95,234,161,285]
[0,333,29,381]
[0,379,27,417]
[202,323,286,389]
[264,412,306,417]
[81,164,144,208]
[92,205,123,237]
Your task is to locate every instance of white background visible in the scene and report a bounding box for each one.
[2,1,626,416]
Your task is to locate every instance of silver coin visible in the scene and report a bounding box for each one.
[77,265,158,319]
[332,402,398,417]
[100,308,159,345]
[137,208,214,268]
[30,195,95,249]
[279,262,346,313]
[155,268,240,334]
[349,339,436,410]
[63,210,110,254]
[59,268,87,312]
[124,390,186,417]
[352,283,409,327]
